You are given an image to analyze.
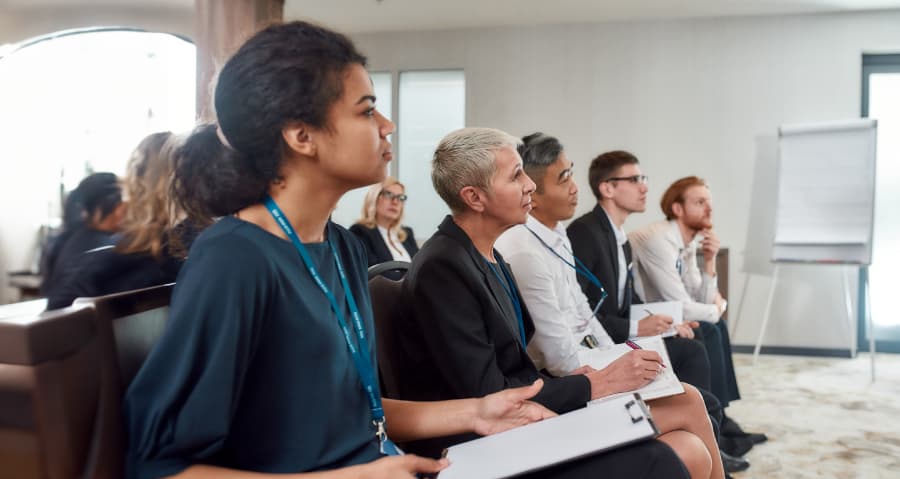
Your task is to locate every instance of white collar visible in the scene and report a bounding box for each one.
[602,207,628,247]
[525,215,568,250]
[668,219,703,251]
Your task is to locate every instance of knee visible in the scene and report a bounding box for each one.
[682,384,703,406]
[678,433,713,479]
[681,384,714,420]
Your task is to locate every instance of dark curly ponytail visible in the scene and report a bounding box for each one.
[172,21,367,227]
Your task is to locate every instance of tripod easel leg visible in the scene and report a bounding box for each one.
[732,273,753,338]
[753,264,780,366]
[864,267,876,382]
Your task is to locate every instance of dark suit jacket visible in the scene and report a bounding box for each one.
[390,216,590,456]
[348,223,419,267]
[567,204,642,343]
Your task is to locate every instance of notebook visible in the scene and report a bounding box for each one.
[629,301,682,337]
[439,393,658,479]
[578,335,684,403]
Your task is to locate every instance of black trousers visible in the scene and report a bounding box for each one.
[517,439,689,479]
[664,336,711,392]
[695,321,740,407]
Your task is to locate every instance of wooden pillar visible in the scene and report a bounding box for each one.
[194,0,284,122]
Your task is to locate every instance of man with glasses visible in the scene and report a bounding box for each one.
[568,154,765,467]
[567,152,690,343]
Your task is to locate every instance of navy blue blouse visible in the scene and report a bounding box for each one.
[124,216,383,478]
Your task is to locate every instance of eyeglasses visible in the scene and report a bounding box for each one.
[379,191,408,202]
[602,175,648,185]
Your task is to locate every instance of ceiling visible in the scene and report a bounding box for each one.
[285,0,900,33]
[2,0,899,33]
[0,0,190,8]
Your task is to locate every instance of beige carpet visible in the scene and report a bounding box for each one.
[725,352,900,478]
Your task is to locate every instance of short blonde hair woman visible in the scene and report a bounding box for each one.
[350,177,419,272]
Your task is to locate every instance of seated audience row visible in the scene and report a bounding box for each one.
[24,20,759,479]
[393,127,723,478]
[492,133,747,473]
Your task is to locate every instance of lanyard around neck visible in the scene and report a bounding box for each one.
[264,196,398,456]
[484,256,527,347]
[524,225,608,314]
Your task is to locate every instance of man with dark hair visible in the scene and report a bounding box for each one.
[568,155,765,463]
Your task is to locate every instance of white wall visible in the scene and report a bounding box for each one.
[352,10,900,350]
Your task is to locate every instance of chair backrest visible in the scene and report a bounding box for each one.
[367,262,409,398]
[0,303,101,479]
[73,283,174,479]
[368,260,411,281]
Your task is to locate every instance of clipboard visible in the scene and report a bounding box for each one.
[438,394,658,479]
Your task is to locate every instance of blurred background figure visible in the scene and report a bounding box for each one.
[46,132,198,309]
[42,171,124,307]
[350,177,418,278]
[38,182,89,287]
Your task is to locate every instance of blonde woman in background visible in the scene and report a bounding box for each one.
[350,177,419,274]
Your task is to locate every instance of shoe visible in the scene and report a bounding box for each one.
[720,434,754,457]
[721,415,768,444]
[721,451,750,473]
[744,432,768,445]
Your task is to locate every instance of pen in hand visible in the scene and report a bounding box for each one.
[625,340,666,368]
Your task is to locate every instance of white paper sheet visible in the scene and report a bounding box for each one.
[630,301,682,338]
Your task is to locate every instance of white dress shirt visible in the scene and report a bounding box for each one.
[495,215,614,376]
[628,220,720,323]
[601,207,640,338]
[377,226,412,262]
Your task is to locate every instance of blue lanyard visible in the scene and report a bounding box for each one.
[484,256,527,347]
[264,196,398,456]
[524,225,608,315]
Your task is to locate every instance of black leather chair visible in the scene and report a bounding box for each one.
[367,261,409,398]
[73,283,174,479]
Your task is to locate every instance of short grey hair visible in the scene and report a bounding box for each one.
[432,127,522,213]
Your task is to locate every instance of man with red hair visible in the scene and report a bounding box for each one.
[629,176,767,456]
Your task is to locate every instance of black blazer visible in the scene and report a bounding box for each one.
[348,223,419,267]
[393,217,589,407]
[567,205,642,343]
[391,216,590,456]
